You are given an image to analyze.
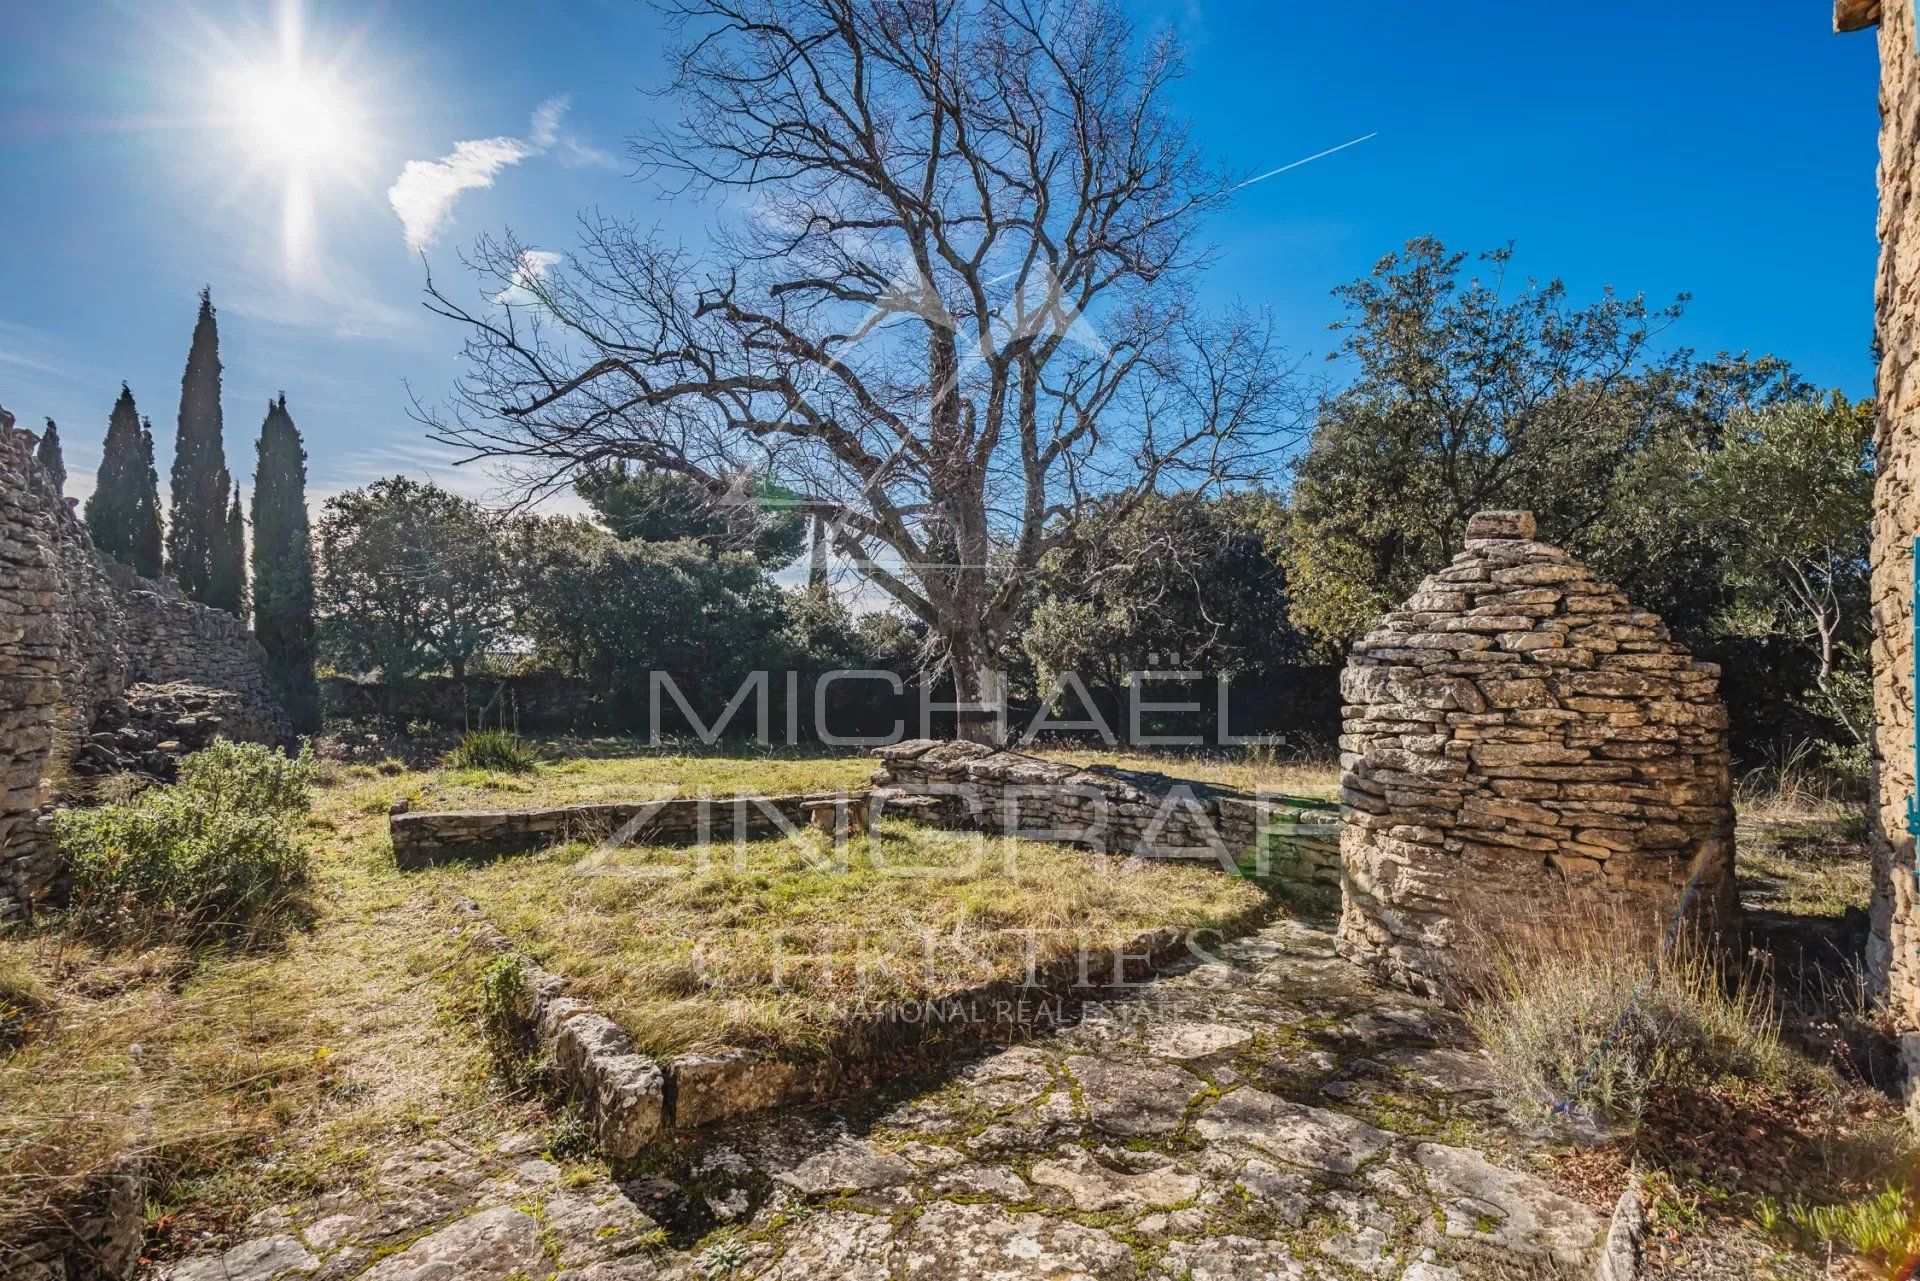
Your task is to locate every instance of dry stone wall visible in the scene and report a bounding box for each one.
[869,739,1342,887]
[0,418,288,922]
[108,565,289,743]
[0,422,134,918]
[390,793,826,869]
[1337,511,1735,995]
[1865,0,1920,1109]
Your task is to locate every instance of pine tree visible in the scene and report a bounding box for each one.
[85,387,144,561]
[251,394,320,731]
[168,288,233,602]
[133,417,164,577]
[210,480,247,614]
[35,420,66,493]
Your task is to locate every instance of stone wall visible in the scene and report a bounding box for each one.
[109,565,289,744]
[1336,511,1735,996]
[0,418,288,922]
[869,739,1342,888]
[391,793,829,869]
[1865,0,1920,1108]
[0,423,133,918]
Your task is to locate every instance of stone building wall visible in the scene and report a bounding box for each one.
[1864,0,1920,1106]
[1336,511,1735,996]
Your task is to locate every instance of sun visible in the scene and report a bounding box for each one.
[225,64,360,173]
[235,71,350,167]
[201,2,374,277]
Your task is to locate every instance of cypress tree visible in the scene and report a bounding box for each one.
[35,420,66,493]
[168,288,233,602]
[133,417,164,577]
[252,394,320,730]
[85,387,144,561]
[210,480,247,614]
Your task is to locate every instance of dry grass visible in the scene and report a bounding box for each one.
[411,742,875,812]
[1460,913,1792,1128]
[0,741,1280,1257]
[0,766,506,1261]
[444,820,1272,1059]
[1031,744,1340,799]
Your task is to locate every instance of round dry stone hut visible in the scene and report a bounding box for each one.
[1336,510,1735,995]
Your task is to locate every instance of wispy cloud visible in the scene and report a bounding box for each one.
[388,136,538,252]
[492,249,565,306]
[387,96,611,252]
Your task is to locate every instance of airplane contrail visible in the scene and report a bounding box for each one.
[1235,131,1379,190]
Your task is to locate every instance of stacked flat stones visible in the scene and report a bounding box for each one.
[1336,511,1734,995]
[0,417,288,921]
[871,739,1341,886]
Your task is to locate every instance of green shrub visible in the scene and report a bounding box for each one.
[446,730,536,774]
[1461,921,1790,1127]
[175,739,316,819]
[1757,1185,1920,1260]
[475,953,542,1091]
[55,743,315,943]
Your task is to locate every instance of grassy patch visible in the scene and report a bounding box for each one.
[0,758,504,1260]
[1463,920,1791,1128]
[1031,746,1339,799]
[1735,806,1869,919]
[445,821,1272,1060]
[417,742,875,812]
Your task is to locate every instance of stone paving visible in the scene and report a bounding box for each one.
[157,919,1607,1281]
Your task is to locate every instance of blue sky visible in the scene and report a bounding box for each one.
[0,0,1882,510]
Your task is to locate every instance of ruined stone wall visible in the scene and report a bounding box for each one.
[1866,0,1920,1105]
[0,419,288,922]
[870,739,1343,887]
[1337,511,1735,996]
[0,425,127,918]
[109,566,289,744]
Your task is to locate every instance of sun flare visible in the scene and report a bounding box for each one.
[235,71,350,166]
[204,2,373,277]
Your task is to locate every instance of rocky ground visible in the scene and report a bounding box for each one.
[158,917,1615,1281]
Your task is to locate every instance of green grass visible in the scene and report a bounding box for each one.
[1031,746,1339,800]
[446,820,1272,1060]
[445,729,538,774]
[415,742,876,812]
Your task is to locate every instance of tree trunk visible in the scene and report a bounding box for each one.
[947,635,1007,746]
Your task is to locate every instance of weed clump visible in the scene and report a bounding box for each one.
[447,730,537,774]
[1462,920,1788,1128]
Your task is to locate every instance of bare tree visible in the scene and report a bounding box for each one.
[420,0,1299,741]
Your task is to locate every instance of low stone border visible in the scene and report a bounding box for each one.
[464,904,1230,1160]
[871,739,1342,887]
[393,792,846,869]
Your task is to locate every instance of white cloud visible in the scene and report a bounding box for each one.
[388,136,537,252]
[492,249,564,306]
[387,97,613,253]
[529,95,569,148]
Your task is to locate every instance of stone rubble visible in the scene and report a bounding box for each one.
[1337,510,1736,995]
